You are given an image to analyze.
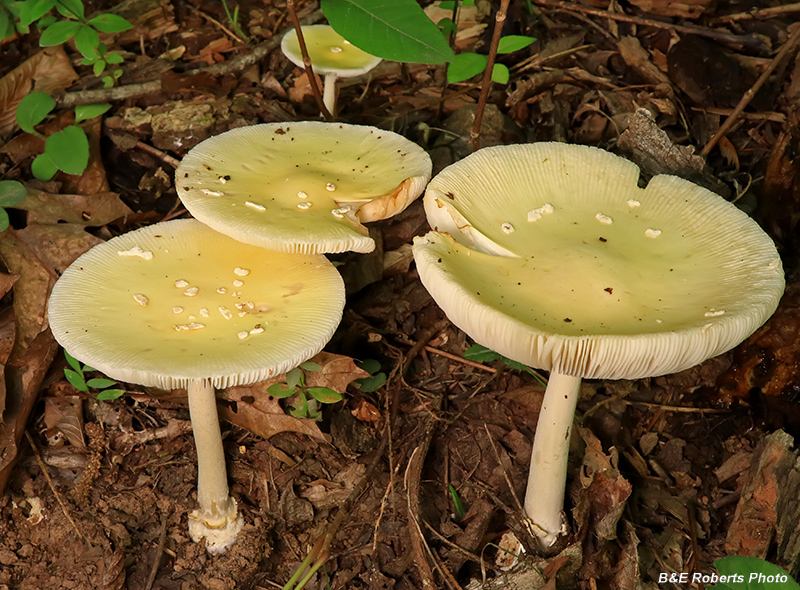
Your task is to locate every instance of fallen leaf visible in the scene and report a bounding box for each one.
[17,188,132,226]
[303,351,369,391]
[16,224,104,274]
[351,399,381,422]
[0,307,16,416]
[43,395,86,451]
[0,47,78,137]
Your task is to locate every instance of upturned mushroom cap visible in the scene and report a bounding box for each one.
[281,24,382,78]
[175,122,432,254]
[414,143,785,380]
[48,218,346,389]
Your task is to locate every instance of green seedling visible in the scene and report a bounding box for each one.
[268,362,342,421]
[354,359,387,392]
[709,556,799,590]
[464,343,548,387]
[448,484,467,519]
[221,0,249,43]
[63,350,125,400]
[0,180,26,232]
[16,92,111,180]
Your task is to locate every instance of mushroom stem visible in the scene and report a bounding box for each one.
[186,379,244,554]
[322,72,338,116]
[524,371,581,549]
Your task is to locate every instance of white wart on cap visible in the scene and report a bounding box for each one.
[176,122,432,254]
[415,142,784,380]
[48,218,346,389]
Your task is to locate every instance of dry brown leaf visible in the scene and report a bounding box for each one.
[17,189,132,226]
[0,230,55,351]
[220,382,328,442]
[43,395,86,451]
[16,224,104,274]
[0,307,16,417]
[303,351,369,391]
[0,272,18,299]
[0,47,78,137]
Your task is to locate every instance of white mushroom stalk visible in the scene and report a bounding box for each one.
[48,219,346,553]
[175,122,432,254]
[412,143,785,550]
[281,25,381,116]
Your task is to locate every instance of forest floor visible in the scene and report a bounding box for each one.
[1,0,800,589]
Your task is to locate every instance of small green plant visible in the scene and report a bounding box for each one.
[464,343,548,387]
[63,350,125,400]
[448,484,467,519]
[268,362,342,420]
[0,180,26,231]
[4,1,131,179]
[320,0,535,84]
[708,556,799,589]
[17,94,112,180]
[221,0,249,43]
[354,359,387,392]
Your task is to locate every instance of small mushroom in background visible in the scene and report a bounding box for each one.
[47,219,345,553]
[281,24,381,116]
[412,142,785,549]
[175,121,432,254]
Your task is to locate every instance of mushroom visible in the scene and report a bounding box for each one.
[412,142,785,549]
[175,121,432,254]
[47,218,346,553]
[281,24,382,116]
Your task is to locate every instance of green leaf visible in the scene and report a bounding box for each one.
[286,367,303,390]
[86,377,117,388]
[74,103,111,124]
[356,359,381,374]
[308,387,342,404]
[92,59,105,76]
[299,361,321,371]
[463,344,500,363]
[267,383,296,399]
[96,389,125,401]
[710,556,800,590]
[37,15,57,30]
[356,372,386,392]
[19,0,55,28]
[491,63,509,84]
[64,368,89,392]
[0,9,11,40]
[31,153,58,181]
[447,52,486,83]
[105,51,124,64]
[45,125,89,175]
[448,484,467,519]
[54,0,83,19]
[16,91,55,134]
[0,209,9,232]
[437,17,456,38]
[87,13,132,33]
[101,75,113,88]
[74,24,99,58]
[0,181,26,207]
[497,35,535,54]
[39,19,80,46]
[321,0,454,64]
[64,350,83,373]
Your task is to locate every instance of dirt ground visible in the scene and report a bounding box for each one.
[1,0,800,589]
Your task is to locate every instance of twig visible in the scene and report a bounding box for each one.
[404,433,438,590]
[470,0,511,151]
[286,0,333,120]
[144,510,170,590]
[135,141,180,168]
[532,0,769,52]
[690,106,785,123]
[57,9,325,108]
[423,345,497,373]
[700,25,800,157]
[710,3,800,24]
[24,431,85,543]
[187,4,248,45]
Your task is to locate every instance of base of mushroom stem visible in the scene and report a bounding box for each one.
[188,497,244,554]
[529,512,568,550]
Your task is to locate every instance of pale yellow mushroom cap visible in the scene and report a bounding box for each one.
[281,25,382,77]
[413,143,785,380]
[176,122,432,254]
[48,219,345,389]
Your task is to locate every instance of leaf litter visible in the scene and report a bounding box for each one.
[1,0,800,588]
